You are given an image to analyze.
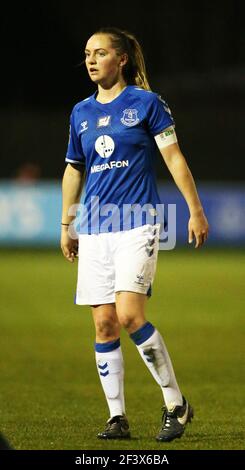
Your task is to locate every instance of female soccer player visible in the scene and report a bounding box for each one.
[61,27,209,442]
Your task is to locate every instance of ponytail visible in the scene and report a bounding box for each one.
[94,27,151,90]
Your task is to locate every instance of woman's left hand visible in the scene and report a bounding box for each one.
[188,210,209,248]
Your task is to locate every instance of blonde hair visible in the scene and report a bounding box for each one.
[94,27,151,90]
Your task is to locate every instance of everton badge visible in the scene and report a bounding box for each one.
[121,109,139,127]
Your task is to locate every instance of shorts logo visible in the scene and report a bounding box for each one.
[95,135,115,158]
[97,116,111,127]
[121,109,139,127]
[135,274,144,285]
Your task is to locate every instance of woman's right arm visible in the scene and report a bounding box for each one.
[61,163,85,262]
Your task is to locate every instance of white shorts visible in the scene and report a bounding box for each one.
[75,224,160,305]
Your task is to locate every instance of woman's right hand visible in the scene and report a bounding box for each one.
[60,226,78,263]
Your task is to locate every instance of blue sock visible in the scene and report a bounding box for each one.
[130,321,155,345]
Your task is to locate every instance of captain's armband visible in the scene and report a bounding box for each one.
[154,126,178,149]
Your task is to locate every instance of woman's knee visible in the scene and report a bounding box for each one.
[118,314,144,333]
[92,305,120,340]
[96,317,117,337]
[116,292,146,333]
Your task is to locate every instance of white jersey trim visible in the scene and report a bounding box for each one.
[65,158,85,165]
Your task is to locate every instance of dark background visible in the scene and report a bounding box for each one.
[1,0,244,181]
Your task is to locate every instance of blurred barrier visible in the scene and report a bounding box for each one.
[0,181,244,246]
[0,182,61,245]
[158,184,245,246]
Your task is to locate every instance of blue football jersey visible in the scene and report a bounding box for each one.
[66,86,175,233]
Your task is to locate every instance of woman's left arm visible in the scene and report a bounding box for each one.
[158,140,209,248]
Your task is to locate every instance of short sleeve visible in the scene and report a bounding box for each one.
[146,94,175,136]
[65,110,85,165]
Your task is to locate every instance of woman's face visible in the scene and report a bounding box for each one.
[85,34,126,87]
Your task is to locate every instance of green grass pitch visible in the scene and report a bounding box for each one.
[0,248,244,450]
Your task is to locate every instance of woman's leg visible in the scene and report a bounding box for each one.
[113,226,193,441]
[92,303,130,438]
[115,292,183,410]
[92,304,126,418]
[92,303,120,343]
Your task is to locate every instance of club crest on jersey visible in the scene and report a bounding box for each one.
[97,116,111,127]
[121,109,139,127]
